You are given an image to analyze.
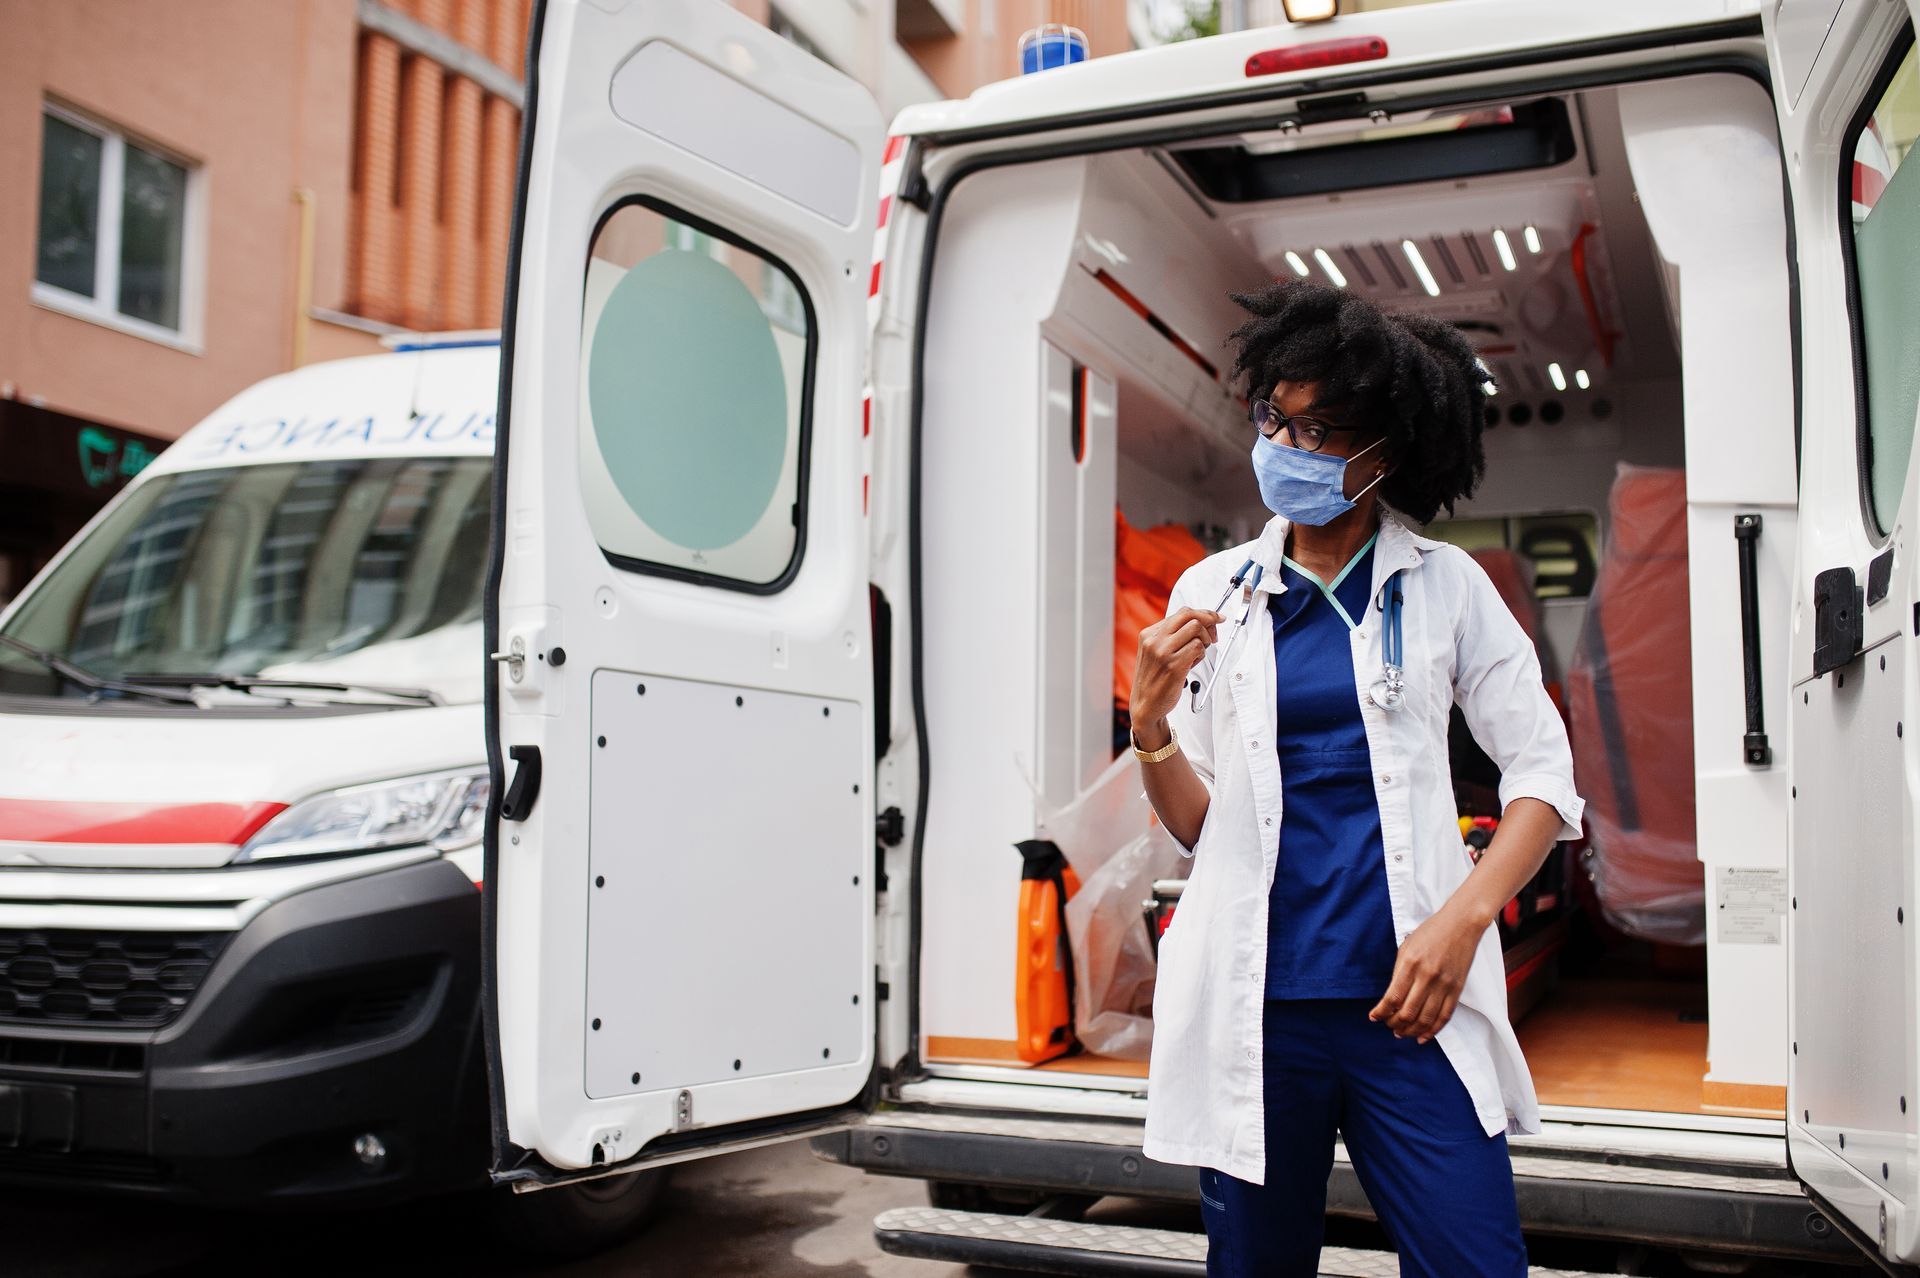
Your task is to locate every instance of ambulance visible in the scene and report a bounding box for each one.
[476,0,1920,1269]
[0,343,665,1255]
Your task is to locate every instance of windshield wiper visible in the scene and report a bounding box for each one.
[121,672,444,706]
[0,635,200,704]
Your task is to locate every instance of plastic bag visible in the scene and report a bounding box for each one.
[1062,823,1185,1058]
[1565,465,1702,945]
[1033,751,1186,1060]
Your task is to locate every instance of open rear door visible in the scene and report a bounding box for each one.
[483,0,884,1181]
[1772,0,1920,1260]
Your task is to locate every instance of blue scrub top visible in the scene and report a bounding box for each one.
[1265,538,1400,999]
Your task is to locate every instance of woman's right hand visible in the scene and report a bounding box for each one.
[1130,607,1224,740]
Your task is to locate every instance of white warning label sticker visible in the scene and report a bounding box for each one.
[1716,866,1787,945]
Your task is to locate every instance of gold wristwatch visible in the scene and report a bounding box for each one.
[1132,725,1180,763]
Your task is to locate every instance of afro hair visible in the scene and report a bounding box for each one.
[1223,279,1491,524]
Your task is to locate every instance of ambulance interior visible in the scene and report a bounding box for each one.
[912,69,1797,1125]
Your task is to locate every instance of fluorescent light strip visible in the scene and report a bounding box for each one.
[1492,228,1517,272]
[1313,248,1347,288]
[1575,369,1590,390]
[1524,225,1542,254]
[1285,251,1311,278]
[1548,363,1567,392]
[1401,240,1441,298]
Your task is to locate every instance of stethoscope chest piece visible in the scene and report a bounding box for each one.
[1369,664,1406,712]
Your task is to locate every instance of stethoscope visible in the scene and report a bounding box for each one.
[1187,557,1408,713]
[1369,574,1407,711]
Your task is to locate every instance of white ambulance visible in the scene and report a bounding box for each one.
[485,0,1920,1269]
[0,342,665,1255]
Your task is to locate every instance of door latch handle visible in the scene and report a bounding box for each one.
[1811,565,1863,678]
[490,635,526,683]
[1733,514,1770,767]
[500,745,541,822]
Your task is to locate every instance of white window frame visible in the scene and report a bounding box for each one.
[32,101,207,353]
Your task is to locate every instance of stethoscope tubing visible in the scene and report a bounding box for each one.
[1180,558,1409,717]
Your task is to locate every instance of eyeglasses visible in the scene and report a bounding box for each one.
[1250,397,1361,454]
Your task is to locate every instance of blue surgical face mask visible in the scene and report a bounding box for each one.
[1250,432,1387,525]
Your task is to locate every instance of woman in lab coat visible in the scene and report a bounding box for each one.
[1129,281,1583,1278]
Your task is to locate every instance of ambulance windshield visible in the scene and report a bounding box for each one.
[0,456,491,706]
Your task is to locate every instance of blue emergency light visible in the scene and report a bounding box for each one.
[1018,23,1088,74]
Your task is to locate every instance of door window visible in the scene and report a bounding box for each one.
[1848,31,1920,535]
[578,199,814,590]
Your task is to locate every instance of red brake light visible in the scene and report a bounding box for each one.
[1245,36,1388,78]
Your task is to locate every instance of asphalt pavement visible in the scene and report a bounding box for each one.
[4,1140,984,1278]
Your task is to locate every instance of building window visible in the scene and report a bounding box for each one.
[768,7,833,67]
[34,103,200,343]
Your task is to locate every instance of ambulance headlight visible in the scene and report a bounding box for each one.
[238,770,492,862]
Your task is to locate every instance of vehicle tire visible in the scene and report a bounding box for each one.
[493,1167,669,1260]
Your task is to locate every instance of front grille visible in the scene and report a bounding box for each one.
[0,931,231,1027]
[0,1148,172,1185]
[0,1034,145,1074]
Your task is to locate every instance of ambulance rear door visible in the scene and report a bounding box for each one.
[1772,0,1920,1260]
[483,0,885,1183]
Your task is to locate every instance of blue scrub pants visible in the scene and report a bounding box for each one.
[1199,999,1527,1278]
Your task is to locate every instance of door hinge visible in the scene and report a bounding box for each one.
[876,981,891,1002]
[876,806,905,847]
[672,1089,694,1133]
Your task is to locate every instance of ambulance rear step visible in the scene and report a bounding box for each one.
[822,1110,1858,1261]
[872,1206,1629,1276]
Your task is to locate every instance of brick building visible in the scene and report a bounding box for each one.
[0,0,1133,600]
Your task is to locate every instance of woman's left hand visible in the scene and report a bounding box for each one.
[1368,905,1489,1043]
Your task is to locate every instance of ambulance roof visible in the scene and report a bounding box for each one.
[148,343,500,476]
[889,0,1764,139]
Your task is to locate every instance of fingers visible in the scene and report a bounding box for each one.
[1368,965,1410,1026]
[1163,614,1220,650]
[1417,990,1462,1045]
[1372,954,1460,1040]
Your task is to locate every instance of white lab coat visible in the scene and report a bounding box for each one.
[1141,510,1584,1185]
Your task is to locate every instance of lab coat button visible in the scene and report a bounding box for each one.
[1381,775,1391,784]
[1264,817,1273,827]
[1393,853,1404,862]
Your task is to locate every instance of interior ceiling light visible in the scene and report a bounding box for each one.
[1401,240,1441,298]
[1285,251,1312,277]
[1575,369,1591,390]
[1524,225,1542,254]
[1280,0,1339,22]
[1548,362,1567,392]
[1312,248,1347,288]
[1491,228,1517,272]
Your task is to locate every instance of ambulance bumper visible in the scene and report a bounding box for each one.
[817,1109,1858,1263]
[0,857,485,1206]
